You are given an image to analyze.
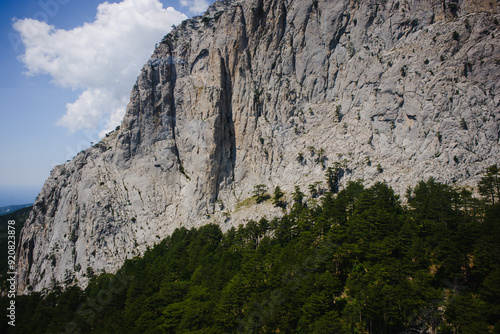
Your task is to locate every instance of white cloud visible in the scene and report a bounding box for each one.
[180,0,210,14]
[13,0,187,134]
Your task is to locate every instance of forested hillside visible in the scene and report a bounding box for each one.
[17,0,500,294]
[0,207,31,291]
[3,167,500,333]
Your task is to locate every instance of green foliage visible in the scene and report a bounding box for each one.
[252,184,270,203]
[273,186,286,209]
[307,145,316,156]
[292,186,306,211]
[400,65,407,77]
[3,172,500,334]
[325,165,344,194]
[0,206,31,290]
[335,105,342,122]
[201,16,212,25]
[308,181,323,198]
[460,117,468,130]
[315,148,327,167]
[478,164,500,205]
[296,152,305,164]
[253,89,261,104]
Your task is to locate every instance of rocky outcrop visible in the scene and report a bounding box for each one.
[16,0,500,294]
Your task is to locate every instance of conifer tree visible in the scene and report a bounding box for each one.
[478,164,500,205]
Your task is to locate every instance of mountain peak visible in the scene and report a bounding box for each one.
[16,0,500,294]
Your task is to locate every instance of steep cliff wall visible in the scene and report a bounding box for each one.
[16,0,500,294]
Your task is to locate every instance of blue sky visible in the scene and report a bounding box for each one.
[0,0,215,206]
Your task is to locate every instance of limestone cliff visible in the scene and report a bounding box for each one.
[16,0,500,294]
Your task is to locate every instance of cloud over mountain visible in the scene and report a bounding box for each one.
[13,0,188,135]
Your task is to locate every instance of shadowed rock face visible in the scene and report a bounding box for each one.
[16,0,500,294]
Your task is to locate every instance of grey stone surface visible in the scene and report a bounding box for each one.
[16,0,500,294]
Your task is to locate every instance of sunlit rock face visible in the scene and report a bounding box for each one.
[16,0,500,294]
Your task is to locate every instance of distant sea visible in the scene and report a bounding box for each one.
[0,203,32,215]
[0,185,40,208]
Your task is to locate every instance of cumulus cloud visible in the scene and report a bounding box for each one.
[180,0,210,14]
[13,0,187,135]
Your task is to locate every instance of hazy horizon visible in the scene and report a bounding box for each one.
[0,185,41,207]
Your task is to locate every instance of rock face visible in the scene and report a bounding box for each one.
[16,0,500,294]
